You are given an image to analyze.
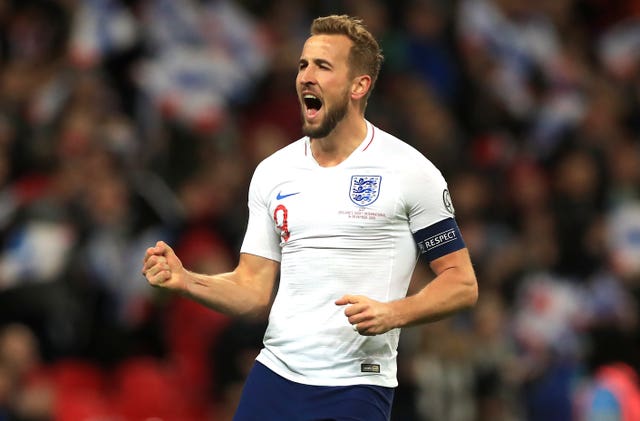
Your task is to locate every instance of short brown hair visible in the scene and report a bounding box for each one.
[310,15,384,98]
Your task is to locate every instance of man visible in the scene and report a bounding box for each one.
[142,14,478,421]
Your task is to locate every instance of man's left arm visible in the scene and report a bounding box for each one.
[336,248,477,335]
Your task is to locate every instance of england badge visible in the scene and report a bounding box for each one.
[350,175,382,206]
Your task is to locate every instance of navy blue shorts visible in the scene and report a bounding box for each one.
[233,361,395,421]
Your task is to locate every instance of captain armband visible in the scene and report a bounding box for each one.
[412,217,466,262]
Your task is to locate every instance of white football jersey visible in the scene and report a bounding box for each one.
[240,121,457,387]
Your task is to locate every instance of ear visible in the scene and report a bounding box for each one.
[351,75,372,101]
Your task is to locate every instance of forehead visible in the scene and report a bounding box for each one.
[300,34,352,63]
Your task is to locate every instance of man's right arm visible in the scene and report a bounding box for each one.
[142,241,280,318]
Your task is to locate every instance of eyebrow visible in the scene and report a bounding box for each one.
[299,58,333,68]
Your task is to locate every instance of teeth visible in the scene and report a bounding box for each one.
[304,94,318,99]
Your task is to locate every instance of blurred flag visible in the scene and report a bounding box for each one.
[69,0,138,68]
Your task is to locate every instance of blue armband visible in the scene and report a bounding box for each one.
[412,217,466,262]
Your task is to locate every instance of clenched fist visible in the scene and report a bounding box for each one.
[141,241,187,292]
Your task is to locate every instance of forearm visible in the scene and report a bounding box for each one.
[181,269,272,319]
[169,252,279,318]
[389,267,478,328]
[143,243,278,317]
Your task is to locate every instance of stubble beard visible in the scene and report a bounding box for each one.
[301,90,350,139]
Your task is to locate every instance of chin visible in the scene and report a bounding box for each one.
[303,125,331,139]
[302,121,323,138]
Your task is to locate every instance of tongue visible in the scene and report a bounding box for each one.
[306,108,319,119]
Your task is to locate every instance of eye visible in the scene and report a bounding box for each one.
[317,60,331,70]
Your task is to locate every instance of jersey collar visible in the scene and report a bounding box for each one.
[304,120,376,161]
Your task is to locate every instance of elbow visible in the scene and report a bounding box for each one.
[242,303,271,320]
[467,275,480,308]
[236,294,272,320]
[464,274,479,309]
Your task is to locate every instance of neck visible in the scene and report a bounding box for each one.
[310,115,367,167]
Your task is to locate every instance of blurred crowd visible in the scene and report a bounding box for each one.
[1,0,640,420]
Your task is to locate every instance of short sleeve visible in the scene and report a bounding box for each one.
[240,164,282,262]
[402,155,465,262]
[403,158,456,233]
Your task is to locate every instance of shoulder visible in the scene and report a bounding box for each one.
[253,137,306,174]
[371,125,443,179]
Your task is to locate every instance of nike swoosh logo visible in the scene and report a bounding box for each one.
[276,191,300,200]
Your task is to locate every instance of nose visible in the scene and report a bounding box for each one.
[298,66,316,85]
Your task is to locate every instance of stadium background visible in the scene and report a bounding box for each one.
[0,0,640,420]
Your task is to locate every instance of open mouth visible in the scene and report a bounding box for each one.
[303,94,323,118]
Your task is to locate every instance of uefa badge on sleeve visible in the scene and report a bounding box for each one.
[443,189,455,215]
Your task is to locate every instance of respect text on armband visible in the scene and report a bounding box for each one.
[417,228,458,253]
[412,218,466,262]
